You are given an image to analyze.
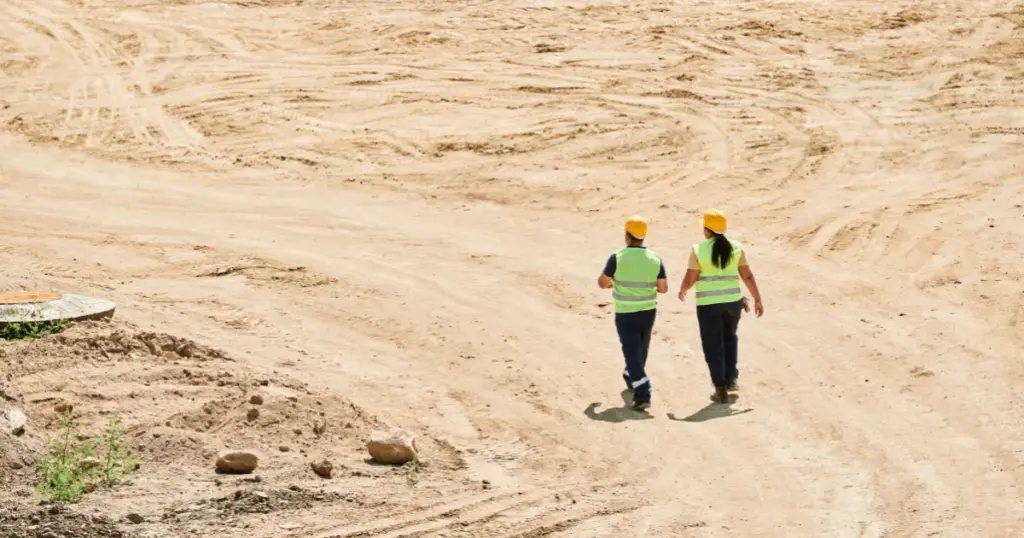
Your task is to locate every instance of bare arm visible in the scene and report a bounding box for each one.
[598,273,614,289]
[738,254,764,317]
[677,269,699,300]
[657,278,668,294]
[678,250,700,301]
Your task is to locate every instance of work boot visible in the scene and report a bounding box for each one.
[727,380,739,392]
[710,386,729,404]
[632,399,651,411]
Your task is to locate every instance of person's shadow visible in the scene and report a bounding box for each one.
[668,396,753,423]
[584,390,654,423]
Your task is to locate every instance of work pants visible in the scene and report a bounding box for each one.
[696,299,743,388]
[615,308,656,403]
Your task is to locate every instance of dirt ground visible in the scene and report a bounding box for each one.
[1,0,1023,536]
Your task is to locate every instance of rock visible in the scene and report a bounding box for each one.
[0,383,21,403]
[126,513,144,524]
[249,395,263,405]
[79,457,101,471]
[1,408,27,436]
[367,430,417,465]
[9,460,24,470]
[246,408,259,422]
[310,459,332,478]
[54,402,73,414]
[215,451,259,474]
[278,446,290,452]
[313,421,326,436]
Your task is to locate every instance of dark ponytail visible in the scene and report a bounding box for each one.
[709,231,734,269]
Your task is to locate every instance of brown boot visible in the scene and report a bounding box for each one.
[710,386,729,404]
[727,380,739,393]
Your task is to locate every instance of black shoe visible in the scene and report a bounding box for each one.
[631,399,651,411]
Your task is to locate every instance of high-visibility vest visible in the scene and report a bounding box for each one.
[612,247,662,314]
[693,238,743,306]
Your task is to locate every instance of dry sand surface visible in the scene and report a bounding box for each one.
[1,0,1023,536]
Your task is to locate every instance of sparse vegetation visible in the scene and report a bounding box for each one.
[0,319,67,341]
[404,454,421,487]
[236,372,256,397]
[34,410,137,504]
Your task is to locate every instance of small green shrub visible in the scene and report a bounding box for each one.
[0,318,67,341]
[35,410,137,503]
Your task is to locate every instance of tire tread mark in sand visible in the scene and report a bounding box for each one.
[308,481,627,538]
[493,505,641,538]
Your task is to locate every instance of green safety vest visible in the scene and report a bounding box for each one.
[612,247,662,314]
[693,238,743,306]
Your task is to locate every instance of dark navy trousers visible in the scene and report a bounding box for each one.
[615,308,656,403]
[696,299,743,388]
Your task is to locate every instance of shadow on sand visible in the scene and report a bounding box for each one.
[668,394,753,423]
[584,389,654,423]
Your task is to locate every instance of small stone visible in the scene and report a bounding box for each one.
[127,513,144,524]
[313,421,326,436]
[54,402,73,414]
[293,428,302,435]
[246,408,259,422]
[79,457,102,470]
[253,491,269,501]
[367,430,417,465]
[279,446,291,452]
[249,395,263,405]
[215,451,259,474]
[1,408,27,436]
[9,460,24,470]
[311,459,333,478]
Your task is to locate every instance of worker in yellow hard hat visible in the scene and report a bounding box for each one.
[597,215,668,411]
[677,209,764,404]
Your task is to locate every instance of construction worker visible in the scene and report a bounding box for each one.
[677,209,764,404]
[597,215,668,410]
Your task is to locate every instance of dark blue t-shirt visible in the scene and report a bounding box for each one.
[603,248,667,279]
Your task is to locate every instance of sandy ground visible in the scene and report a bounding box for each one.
[1,0,1023,536]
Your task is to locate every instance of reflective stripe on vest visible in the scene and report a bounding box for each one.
[612,247,661,313]
[693,238,743,306]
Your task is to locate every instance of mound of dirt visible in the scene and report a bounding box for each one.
[0,504,134,538]
[0,320,229,379]
[0,319,470,537]
[202,486,369,516]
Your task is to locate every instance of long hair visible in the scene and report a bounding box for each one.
[708,230,734,269]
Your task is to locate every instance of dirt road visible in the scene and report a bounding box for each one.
[2,0,1023,536]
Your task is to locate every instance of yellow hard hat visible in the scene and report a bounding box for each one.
[702,209,727,234]
[625,215,648,239]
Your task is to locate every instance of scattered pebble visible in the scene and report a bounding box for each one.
[311,459,333,479]
[249,395,264,405]
[126,513,144,524]
[246,408,260,422]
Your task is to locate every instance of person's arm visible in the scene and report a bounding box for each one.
[738,251,764,317]
[678,250,700,301]
[656,261,668,294]
[598,254,615,289]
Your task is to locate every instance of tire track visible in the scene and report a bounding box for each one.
[306,480,630,538]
